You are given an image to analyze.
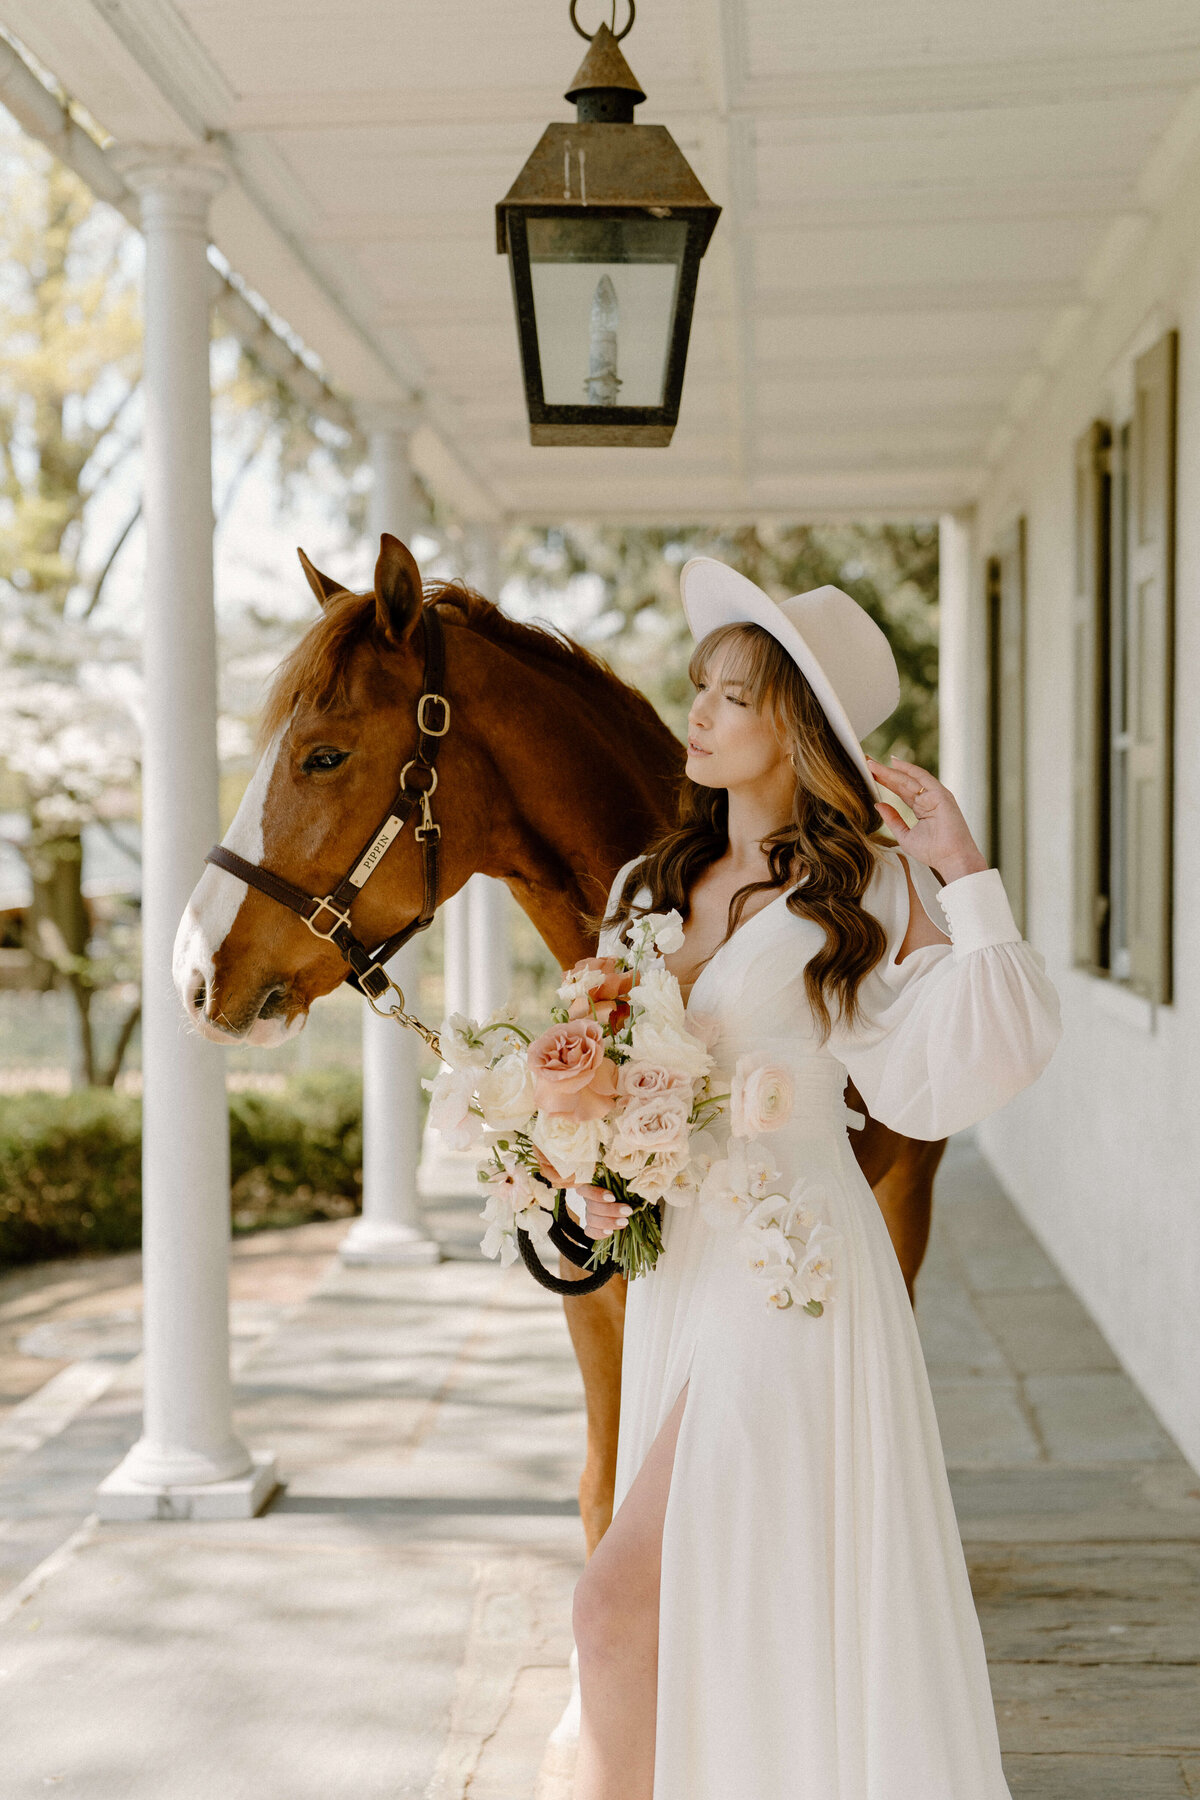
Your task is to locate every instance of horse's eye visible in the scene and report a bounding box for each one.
[302,747,349,774]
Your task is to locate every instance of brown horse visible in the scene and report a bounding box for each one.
[174,534,945,1553]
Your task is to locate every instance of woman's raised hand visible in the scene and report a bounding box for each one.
[574,1183,634,1240]
[866,756,988,885]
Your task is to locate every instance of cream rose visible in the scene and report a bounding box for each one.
[475,1053,537,1131]
[730,1056,794,1138]
[530,1112,603,1185]
[618,1060,691,1100]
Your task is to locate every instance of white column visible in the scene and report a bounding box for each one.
[938,511,986,842]
[468,878,512,1021]
[462,524,513,1024]
[99,149,274,1519]
[340,402,439,1265]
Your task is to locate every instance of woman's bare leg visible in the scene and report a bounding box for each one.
[571,1383,688,1800]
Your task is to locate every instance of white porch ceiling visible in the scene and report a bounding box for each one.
[7,0,1200,522]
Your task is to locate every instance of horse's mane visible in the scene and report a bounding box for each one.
[259,579,673,748]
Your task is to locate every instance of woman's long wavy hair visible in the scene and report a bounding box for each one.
[604,621,894,1042]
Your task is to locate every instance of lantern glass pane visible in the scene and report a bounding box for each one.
[526,216,687,409]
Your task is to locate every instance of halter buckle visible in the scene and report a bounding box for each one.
[304,896,353,942]
[417,692,450,737]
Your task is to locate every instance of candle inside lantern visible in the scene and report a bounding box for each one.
[585,273,621,406]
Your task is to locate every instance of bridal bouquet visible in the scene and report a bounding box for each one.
[424,908,722,1280]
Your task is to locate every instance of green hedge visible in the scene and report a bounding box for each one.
[0,1071,364,1267]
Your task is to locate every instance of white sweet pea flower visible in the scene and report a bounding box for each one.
[557,965,609,1005]
[425,1066,485,1150]
[647,909,685,955]
[439,1013,491,1071]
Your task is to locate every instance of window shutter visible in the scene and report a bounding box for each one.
[986,517,1027,935]
[1124,330,1177,1003]
[1071,422,1111,968]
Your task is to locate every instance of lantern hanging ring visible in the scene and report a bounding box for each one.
[570,0,635,43]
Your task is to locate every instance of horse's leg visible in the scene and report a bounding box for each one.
[870,1136,948,1303]
[560,1268,627,1556]
[847,1081,946,1306]
[572,1382,688,1800]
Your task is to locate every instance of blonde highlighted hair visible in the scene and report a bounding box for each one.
[604,621,893,1041]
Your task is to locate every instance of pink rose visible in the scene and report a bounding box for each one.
[730,1057,794,1138]
[564,955,635,1027]
[618,1062,691,1099]
[527,1018,620,1120]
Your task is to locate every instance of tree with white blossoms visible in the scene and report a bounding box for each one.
[0,112,364,1083]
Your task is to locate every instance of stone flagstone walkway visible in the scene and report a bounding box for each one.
[0,1136,1197,1796]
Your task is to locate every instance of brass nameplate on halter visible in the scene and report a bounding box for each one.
[348,815,404,888]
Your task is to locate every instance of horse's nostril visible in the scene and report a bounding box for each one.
[193,980,207,1011]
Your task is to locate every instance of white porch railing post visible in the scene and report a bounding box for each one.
[340,402,439,1266]
[98,148,275,1518]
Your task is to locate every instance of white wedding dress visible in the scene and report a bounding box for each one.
[596,846,1062,1800]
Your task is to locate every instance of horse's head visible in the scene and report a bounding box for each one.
[174,534,478,1044]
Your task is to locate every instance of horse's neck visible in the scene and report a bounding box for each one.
[453,624,682,967]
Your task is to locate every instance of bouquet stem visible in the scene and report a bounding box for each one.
[583,1172,664,1280]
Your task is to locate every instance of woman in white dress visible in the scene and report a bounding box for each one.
[569,558,1062,1800]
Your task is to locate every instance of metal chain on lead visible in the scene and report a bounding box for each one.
[365,977,446,1061]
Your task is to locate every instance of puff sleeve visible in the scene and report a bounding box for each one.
[829,850,1062,1141]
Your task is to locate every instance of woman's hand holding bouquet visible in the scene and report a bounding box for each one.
[424,908,723,1280]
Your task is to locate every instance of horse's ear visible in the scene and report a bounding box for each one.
[374,533,424,643]
[297,547,343,610]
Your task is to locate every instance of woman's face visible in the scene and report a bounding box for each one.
[685,642,789,792]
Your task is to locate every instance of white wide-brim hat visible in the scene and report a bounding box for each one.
[679,557,900,796]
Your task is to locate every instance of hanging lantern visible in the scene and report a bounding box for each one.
[496,2,721,447]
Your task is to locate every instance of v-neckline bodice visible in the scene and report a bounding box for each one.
[675,887,793,1012]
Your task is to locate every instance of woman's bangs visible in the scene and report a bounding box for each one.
[688,623,777,708]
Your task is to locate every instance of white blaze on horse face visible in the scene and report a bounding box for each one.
[172,729,304,1045]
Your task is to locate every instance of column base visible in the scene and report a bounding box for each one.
[97,1449,278,1522]
[338,1217,441,1266]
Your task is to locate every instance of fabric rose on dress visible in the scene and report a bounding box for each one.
[730,1055,794,1138]
[560,956,636,1028]
[475,1053,537,1132]
[424,1065,485,1151]
[527,1018,620,1119]
[530,1112,603,1185]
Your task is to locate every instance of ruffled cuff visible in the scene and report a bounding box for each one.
[935,867,1022,957]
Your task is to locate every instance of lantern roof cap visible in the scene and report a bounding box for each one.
[564,23,646,106]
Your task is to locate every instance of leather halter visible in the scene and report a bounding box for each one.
[204,604,449,1050]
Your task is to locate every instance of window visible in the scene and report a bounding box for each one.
[1072,330,1176,1002]
[986,516,1027,936]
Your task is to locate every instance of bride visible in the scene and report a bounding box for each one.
[568,557,1061,1800]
